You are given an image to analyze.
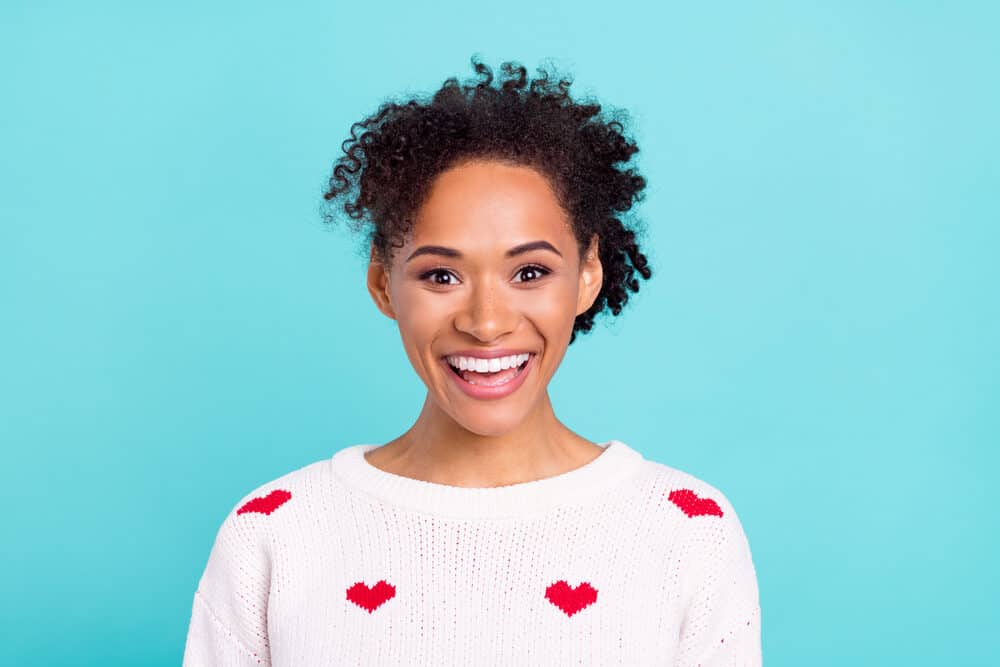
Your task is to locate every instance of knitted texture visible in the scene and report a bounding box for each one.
[182,440,762,666]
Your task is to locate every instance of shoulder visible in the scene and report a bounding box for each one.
[223,455,335,526]
[197,455,338,577]
[631,455,756,569]
[189,460,341,663]
[637,457,744,521]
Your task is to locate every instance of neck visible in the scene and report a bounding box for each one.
[365,391,604,488]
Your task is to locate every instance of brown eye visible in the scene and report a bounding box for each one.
[514,264,551,283]
[419,269,458,285]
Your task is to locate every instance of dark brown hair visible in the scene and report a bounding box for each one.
[321,55,653,344]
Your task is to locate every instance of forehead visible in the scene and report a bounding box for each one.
[408,160,572,248]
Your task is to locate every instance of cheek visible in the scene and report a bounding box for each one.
[392,294,447,370]
[524,282,578,322]
[395,291,451,331]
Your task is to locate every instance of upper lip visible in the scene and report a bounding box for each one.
[442,348,535,359]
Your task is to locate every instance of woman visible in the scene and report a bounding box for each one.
[183,56,762,666]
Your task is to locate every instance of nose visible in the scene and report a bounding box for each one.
[453,281,517,342]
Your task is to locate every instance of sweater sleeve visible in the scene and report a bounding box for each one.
[674,494,763,667]
[182,496,273,667]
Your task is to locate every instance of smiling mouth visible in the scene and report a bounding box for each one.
[445,355,533,387]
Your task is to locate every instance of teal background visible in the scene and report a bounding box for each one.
[3,1,997,664]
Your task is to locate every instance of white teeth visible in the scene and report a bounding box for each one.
[445,353,531,372]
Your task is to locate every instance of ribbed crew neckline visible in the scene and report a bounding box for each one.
[330,440,645,520]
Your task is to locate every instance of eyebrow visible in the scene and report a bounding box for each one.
[405,240,563,263]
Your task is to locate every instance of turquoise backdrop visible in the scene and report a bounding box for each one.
[3,1,997,665]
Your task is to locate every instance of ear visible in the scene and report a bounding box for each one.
[366,244,397,320]
[577,233,603,316]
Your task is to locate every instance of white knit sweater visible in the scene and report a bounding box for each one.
[182,440,762,666]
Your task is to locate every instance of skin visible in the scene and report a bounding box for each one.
[364,158,606,488]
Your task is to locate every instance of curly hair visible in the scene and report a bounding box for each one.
[321,55,653,345]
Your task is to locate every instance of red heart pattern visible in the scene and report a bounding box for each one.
[232,486,721,623]
[545,580,598,617]
[347,580,397,613]
[237,489,292,516]
[667,488,723,518]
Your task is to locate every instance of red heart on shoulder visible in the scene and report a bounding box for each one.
[237,489,292,516]
[667,488,723,518]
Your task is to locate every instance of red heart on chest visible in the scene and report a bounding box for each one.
[667,488,724,518]
[545,580,598,617]
[236,489,292,516]
[346,580,396,613]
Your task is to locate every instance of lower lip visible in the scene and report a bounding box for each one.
[441,354,536,400]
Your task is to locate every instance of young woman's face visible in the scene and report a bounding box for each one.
[367,159,603,436]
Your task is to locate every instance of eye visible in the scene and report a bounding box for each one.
[514,264,552,283]
[417,264,552,287]
[419,268,458,286]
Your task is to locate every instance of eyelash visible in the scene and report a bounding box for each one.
[418,264,552,287]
